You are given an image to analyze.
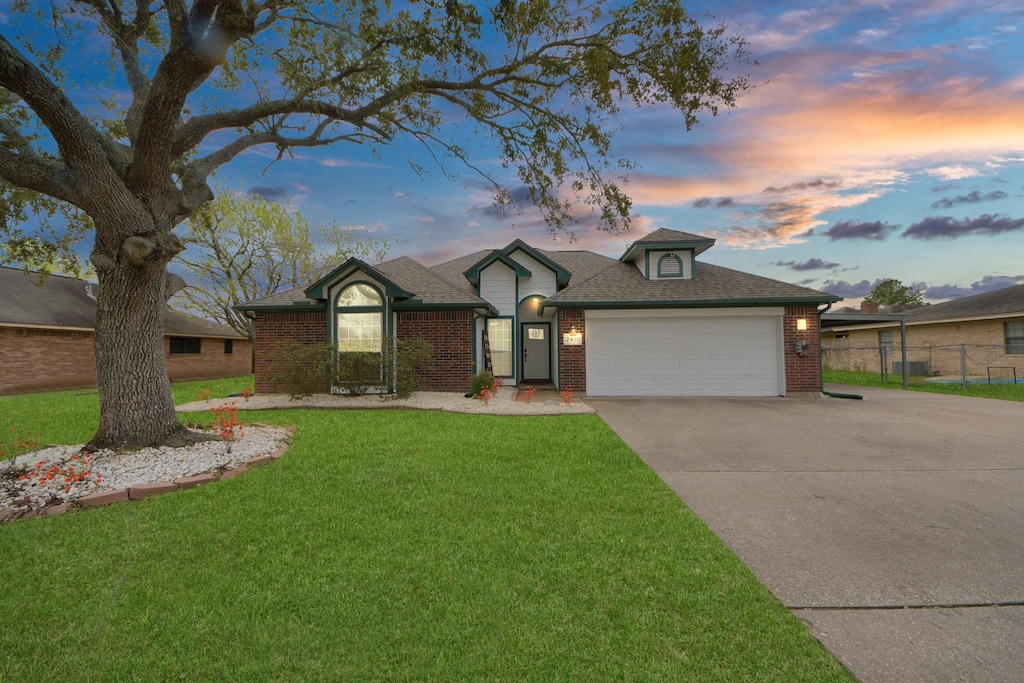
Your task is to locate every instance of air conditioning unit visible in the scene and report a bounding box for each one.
[892,361,930,376]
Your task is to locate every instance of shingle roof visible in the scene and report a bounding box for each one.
[238,229,838,310]
[909,284,1024,322]
[542,260,840,307]
[239,256,491,309]
[376,257,490,307]
[0,266,244,338]
[632,227,714,244]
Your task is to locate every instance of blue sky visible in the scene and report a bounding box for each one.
[8,1,1024,304]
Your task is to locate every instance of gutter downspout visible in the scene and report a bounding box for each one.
[818,302,863,400]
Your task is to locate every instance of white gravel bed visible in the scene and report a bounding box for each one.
[1,425,289,513]
[178,389,595,415]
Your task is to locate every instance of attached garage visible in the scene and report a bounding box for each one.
[585,308,785,397]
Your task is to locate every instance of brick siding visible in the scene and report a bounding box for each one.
[557,309,586,393]
[252,311,327,394]
[783,305,824,393]
[0,326,250,395]
[396,310,474,392]
[823,316,1024,378]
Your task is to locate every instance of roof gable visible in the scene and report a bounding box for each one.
[501,239,571,286]
[304,257,414,301]
[462,250,531,284]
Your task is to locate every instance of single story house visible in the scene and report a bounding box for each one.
[239,228,840,397]
[822,284,1024,379]
[0,266,251,394]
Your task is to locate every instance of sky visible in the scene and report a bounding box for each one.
[8,1,1024,305]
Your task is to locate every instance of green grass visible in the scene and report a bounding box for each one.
[825,369,1024,402]
[0,392,851,680]
[0,375,255,445]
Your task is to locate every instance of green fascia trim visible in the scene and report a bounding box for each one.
[232,302,326,313]
[463,251,531,283]
[501,240,572,286]
[541,296,841,311]
[392,301,498,316]
[620,239,714,263]
[304,257,415,300]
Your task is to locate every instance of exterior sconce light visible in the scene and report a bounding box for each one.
[796,318,808,331]
[563,326,583,346]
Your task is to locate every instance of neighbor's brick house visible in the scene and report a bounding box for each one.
[822,285,1024,378]
[239,229,840,397]
[0,267,251,394]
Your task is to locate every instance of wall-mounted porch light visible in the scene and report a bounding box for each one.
[796,318,808,331]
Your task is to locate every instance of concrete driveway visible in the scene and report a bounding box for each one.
[591,385,1024,682]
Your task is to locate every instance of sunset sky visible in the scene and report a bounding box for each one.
[218,0,1024,304]
[11,1,1024,304]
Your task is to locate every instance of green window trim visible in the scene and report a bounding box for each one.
[656,253,684,278]
[334,282,386,353]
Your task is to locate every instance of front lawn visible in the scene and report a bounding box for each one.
[0,389,849,680]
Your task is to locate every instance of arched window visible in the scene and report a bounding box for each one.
[335,283,384,352]
[657,253,684,278]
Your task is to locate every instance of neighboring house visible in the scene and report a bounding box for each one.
[239,228,840,397]
[822,284,1024,378]
[0,266,251,394]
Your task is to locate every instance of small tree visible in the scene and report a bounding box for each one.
[864,279,924,307]
[174,190,390,341]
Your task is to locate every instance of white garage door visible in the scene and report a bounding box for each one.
[586,309,784,397]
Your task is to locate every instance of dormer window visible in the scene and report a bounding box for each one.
[657,253,684,278]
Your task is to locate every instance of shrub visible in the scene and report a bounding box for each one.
[470,371,496,398]
[385,337,433,399]
[267,341,333,400]
[333,352,381,396]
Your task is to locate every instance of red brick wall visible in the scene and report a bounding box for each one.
[164,337,252,382]
[0,326,251,395]
[783,305,823,393]
[558,309,586,393]
[396,310,474,392]
[253,311,327,394]
[0,327,97,394]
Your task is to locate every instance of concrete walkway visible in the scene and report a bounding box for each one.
[592,385,1024,682]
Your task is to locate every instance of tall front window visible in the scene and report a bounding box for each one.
[336,283,383,352]
[487,318,513,376]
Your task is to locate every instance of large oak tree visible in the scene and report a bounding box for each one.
[0,0,748,450]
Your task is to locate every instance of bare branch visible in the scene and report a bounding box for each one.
[0,147,80,207]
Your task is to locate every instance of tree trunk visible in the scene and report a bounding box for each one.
[87,218,213,451]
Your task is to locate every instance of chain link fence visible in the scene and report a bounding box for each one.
[823,343,1022,385]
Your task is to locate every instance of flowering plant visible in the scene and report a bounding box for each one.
[241,386,253,401]
[211,402,245,441]
[559,384,574,404]
[478,388,492,405]
[21,452,102,492]
[518,385,536,404]
[196,387,211,401]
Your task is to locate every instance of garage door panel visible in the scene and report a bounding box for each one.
[586,313,782,397]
